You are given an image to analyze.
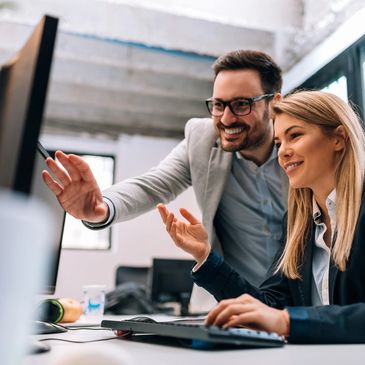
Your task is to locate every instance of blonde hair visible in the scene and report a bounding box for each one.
[273,90,365,279]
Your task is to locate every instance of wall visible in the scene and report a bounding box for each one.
[42,133,200,300]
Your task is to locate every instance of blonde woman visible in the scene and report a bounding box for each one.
[158,90,365,343]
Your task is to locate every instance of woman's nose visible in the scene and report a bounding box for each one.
[278,143,293,159]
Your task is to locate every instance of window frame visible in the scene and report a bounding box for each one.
[298,35,365,121]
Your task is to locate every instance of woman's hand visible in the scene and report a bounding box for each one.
[157,204,210,265]
[206,294,290,336]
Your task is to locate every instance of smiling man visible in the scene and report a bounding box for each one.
[43,50,288,306]
[197,51,288,284]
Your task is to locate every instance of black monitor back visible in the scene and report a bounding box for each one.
[150,258,195,305]
[0,15,58,194]
[0,15,62,295]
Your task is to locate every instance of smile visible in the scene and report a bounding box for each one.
[223,127,246,135]
[284,161,303,173]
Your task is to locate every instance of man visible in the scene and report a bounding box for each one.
[43,49,288,299]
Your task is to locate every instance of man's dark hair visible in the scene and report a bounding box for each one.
[212,49,282,93]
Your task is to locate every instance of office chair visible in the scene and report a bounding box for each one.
[115,266,150,286]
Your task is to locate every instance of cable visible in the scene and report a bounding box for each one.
[38,337,118,344]
[38,330,131,344]
[67,327,106,330]
[49,323,109,331]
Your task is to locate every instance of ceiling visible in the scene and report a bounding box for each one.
[0,0,364,139]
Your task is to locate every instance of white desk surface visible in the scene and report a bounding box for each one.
[23,315,365,365]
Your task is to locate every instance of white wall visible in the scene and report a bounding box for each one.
[42,133,200,300]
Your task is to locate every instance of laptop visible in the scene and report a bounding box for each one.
[101,316,285,349]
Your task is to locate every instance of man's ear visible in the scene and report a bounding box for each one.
[273,93,283,103]
[334,125,348,151]
[269,93,282,121]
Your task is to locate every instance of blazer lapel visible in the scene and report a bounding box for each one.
[202,145,232,252]
[328,261,339,303]
[297,223,315,305]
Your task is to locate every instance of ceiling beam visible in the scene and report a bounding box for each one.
[0,0,275,57]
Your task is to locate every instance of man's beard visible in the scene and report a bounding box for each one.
[219,108,271,152]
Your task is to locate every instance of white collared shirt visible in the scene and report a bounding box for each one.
[311,190,336,306]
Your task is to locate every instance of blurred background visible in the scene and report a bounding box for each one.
[0,0,363,299]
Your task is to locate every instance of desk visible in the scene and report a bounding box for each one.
[23,316,365,365]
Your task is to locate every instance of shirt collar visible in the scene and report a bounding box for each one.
[235,144,278,163]
[312,189,336,223]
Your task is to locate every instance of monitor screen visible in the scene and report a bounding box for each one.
[150,258,194,315]
[0,15,58,194]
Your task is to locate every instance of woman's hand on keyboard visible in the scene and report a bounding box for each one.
[157,204,211,265]
[205,294,290,337]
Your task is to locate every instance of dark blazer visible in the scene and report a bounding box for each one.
[192,193,365,344]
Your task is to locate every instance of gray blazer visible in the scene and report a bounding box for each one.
[103,118,232,254]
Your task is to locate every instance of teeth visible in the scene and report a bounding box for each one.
[225,127,244,135]
[286,162,302,172]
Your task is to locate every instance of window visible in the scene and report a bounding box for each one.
[59,153,115,250]
[299,35,365,122]
[321,75,348,102]
[363,58,365,91]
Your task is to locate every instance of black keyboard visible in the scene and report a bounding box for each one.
[101,317,285,349]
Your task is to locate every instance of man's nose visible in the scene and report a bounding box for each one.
[220,105,238,126]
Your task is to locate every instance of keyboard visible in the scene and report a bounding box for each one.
[101,317,285,349]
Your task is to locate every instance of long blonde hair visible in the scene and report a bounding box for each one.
[273,91,365,279]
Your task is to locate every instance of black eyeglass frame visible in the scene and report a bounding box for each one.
[205,93,274,117]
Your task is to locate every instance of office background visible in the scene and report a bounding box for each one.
[0,0,364,300]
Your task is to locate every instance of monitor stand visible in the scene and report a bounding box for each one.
[180,295,190,316]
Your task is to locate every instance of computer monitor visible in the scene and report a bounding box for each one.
[0,15,58,194]
[0,14,60,291]
[0,15,63,348]
[150,258,195,316]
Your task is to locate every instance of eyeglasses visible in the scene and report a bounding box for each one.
[205,94,274,117]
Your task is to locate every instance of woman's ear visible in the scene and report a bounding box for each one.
[334,125,348,151]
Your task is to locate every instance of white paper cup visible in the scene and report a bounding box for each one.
[82,284,106,319]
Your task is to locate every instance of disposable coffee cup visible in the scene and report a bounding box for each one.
[82,284,106,319]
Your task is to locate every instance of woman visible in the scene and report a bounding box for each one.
[157,90,365,343]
